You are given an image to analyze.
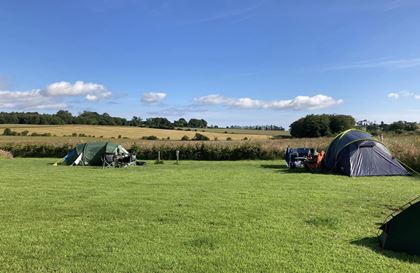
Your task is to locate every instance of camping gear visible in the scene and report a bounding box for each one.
[285,147,312,168]
[379,197,420,255]
[323,129,408,176]
[63,142,133,167]
[304,150,325,170]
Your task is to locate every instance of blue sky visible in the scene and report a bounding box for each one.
[1,0,420,127]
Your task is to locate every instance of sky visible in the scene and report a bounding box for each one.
[1,0,420,127]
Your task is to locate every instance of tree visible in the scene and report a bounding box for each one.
[144,117,174,129]
[290,114,355,138]
[329,115,355,134]
[129,116,142,127]
[174,118,188,127]
[188,118,208,128]
[56,110,73,124]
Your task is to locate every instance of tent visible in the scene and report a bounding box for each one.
[379,197,420,255]
[63,142,129,166]
[323,129,408,176]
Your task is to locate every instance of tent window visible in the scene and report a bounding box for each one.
[359,143,375,148]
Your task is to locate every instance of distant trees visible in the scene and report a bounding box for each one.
[0,111,210,130]
[0,111,129,126]
[129,116,142,127]
[187,118,208,128]
[144,117,173,129]
[358,120,418,135]
[226,125,285,131]
[173,118,188,127]
[290,114,355,138]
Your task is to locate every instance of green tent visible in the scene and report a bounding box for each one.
[63,142,129,166]
[379,197,420,255]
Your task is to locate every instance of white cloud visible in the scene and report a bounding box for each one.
[387,92,400,99]
[0,80,111,111]
[194,94,343,110]
[415,95,420,100]
[0,89,68,110]
[43,81,112,100]
[141,92,167,103]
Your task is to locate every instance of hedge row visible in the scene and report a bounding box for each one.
[0,142,285,161]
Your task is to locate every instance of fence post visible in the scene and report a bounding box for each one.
[158,151,161,163]
[176,150,180,164]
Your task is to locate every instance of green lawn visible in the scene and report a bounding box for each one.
[0,158,419,272]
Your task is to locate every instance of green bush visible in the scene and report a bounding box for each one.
[181,135,190,141]
[192,133,210,141]
[142,135,159,140]
[0,142,281,161]
[30,132,52,137]
[3,128,17,136]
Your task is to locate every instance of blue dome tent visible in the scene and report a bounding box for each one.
[323,129,409,177]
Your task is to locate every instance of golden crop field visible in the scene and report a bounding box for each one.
[0,124,279,141]
[179,127,289,136]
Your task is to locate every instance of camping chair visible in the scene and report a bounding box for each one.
[118,153,137,168]
[304,150,325,171]
[102,153,117,168]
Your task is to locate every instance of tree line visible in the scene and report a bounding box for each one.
[225,125,285,131]
[357,120,418,135]
[290,114,419,138]
[0,111,208,129]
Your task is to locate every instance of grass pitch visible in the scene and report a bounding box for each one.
[0,158,419,272]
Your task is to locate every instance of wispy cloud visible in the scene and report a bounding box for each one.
[194,94,343,110]
[0,75,11,90]
[147,106,207,117]
[184,2,266,25]
[388,90,420,100]
[196,4,260,23]
[141,92,167,104]
[323,57,420,70]
[380,0,420,12]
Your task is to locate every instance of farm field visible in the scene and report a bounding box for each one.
[178,127,289,136]
[0,158,419,272]
[0,124,277,141]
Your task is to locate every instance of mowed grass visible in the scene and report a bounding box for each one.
[0,124,274,141]
[0,159,419,272]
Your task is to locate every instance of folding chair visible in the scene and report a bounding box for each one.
[102,153,117,168]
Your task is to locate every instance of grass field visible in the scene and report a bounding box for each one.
[0,124,280,141]
[0,158,419,272]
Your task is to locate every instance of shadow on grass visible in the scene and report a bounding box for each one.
[351,237,420,263]
[260,164,315,174]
